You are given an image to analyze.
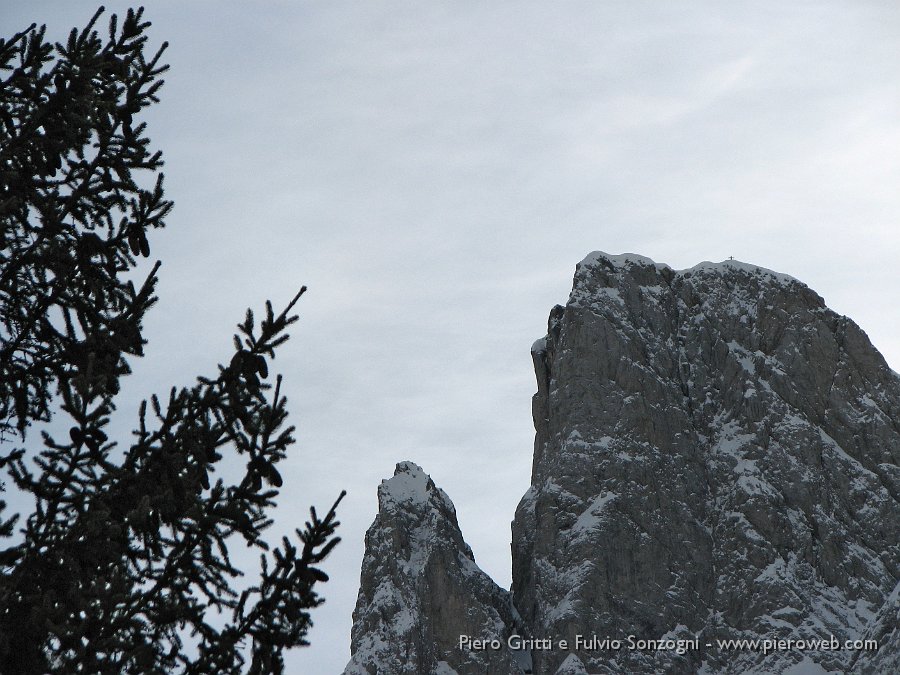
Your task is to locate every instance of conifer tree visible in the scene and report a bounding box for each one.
[0,7,343,673]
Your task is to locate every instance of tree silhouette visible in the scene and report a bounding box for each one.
[0,7,343,673]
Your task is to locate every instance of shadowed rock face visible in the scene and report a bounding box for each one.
[346,253,899,675]
[343,462,529,675]
[514,253,900,674]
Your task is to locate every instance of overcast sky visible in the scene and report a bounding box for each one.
[5,2,900,672]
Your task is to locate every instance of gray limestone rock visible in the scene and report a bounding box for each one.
[513,252,900,674]
[343,462,529,675]
[853,580,900,674]
[346,253,899,674]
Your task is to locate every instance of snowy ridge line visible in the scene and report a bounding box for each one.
[577,250,802,285]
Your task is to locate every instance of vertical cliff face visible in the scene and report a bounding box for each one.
[513,253,900,674]
[343,462,529,675]
[346,253,900,674]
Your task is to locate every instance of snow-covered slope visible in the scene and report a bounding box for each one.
[346,253,899,674]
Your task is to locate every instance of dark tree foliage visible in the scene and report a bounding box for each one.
[0,7,343,673]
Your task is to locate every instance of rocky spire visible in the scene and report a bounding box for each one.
[344,462,530,674]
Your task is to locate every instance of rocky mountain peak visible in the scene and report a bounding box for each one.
[346,253,899,674]
[344,462,529,675]
[377,461,455,525]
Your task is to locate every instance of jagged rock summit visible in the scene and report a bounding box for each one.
[346,253,900,674]
[344,461,529,675]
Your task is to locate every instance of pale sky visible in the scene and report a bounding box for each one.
[4,2,900,672]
